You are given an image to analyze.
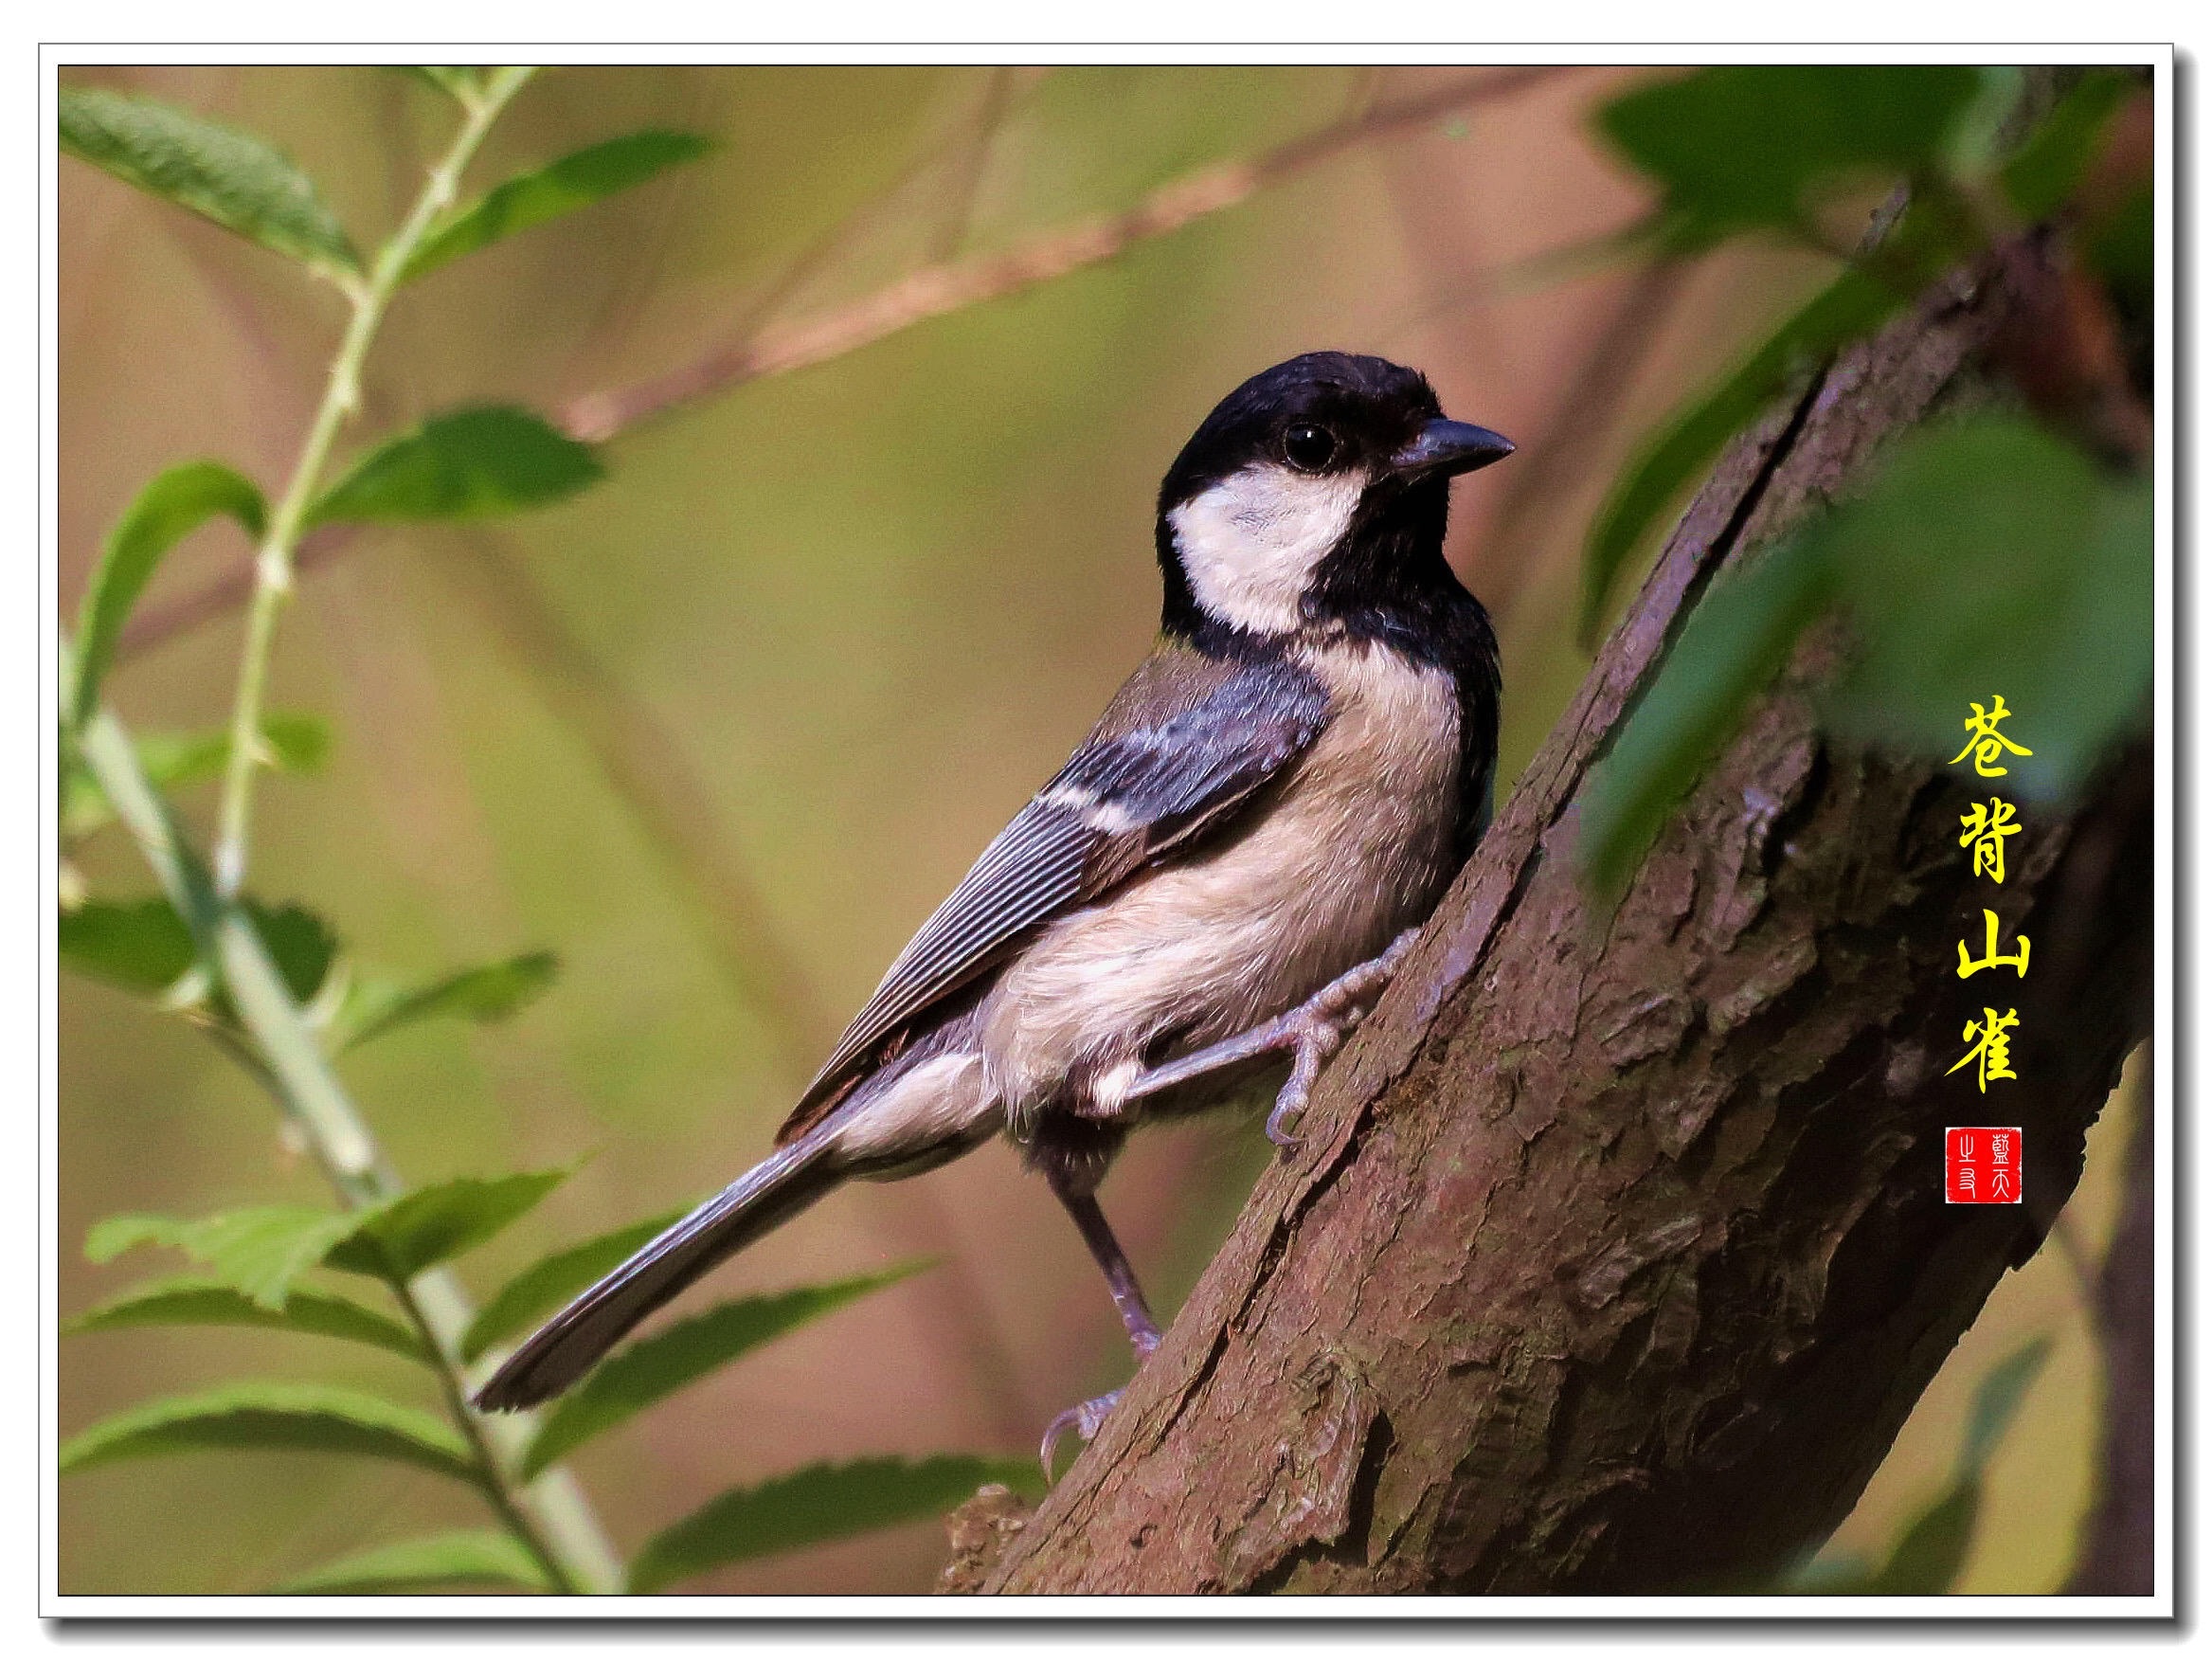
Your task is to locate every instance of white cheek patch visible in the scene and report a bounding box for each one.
[1168,463,1365,634]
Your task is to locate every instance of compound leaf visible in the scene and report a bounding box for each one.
[325,1168,572,1283]
[461,1204,687,1363]
[86,1206,355,1309]
[276,1527,551,1594]
[66,1275,426,1361]
[59,1381,476,1484]
[629,1455,1038,1592]
[520,1264,925,1477]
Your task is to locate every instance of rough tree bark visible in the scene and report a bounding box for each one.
[959,243,2156,1595]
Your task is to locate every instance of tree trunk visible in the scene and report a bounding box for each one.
[975,244,2156,1595]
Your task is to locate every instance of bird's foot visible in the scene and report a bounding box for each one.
[1116,929,1423,1154]
[1040,1387,1125,1477]
[1262,929,1421,1149]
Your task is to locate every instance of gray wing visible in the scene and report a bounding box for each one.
[776,650,1329,1142]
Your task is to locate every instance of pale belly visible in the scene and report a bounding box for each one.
[977,641,1462,1126]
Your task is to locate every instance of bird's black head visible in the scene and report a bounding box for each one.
[1153,352,1513,648]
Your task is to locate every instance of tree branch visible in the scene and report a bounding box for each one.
[974,240,2154,1596]
[113,66,1571,664]
[553,66,1568,443]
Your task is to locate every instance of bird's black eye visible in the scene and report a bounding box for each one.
[1282,424,1338,473]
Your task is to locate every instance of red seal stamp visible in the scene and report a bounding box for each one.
[1946,1127,2023,1204]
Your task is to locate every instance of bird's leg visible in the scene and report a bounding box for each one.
[1040,1167,1160,1475]
[1122,928,1421,1150]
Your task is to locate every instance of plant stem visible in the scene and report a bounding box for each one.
[65,633,624,1593]
[393,1276,577,1594]
[211,66,535,898]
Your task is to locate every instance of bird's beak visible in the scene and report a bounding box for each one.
[1389,419,1516,480]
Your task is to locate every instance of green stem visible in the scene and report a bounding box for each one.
[393,1276,577,1594]
[211,65,535,897]
[66,630,624,1594]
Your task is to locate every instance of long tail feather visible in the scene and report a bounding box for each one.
[473,1130,845,1412]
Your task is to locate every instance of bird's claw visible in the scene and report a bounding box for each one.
[1040,1387,1125,1477]
[1261,944,1406,1152]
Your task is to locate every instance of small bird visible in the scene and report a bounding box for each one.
[476,352,1511,1466]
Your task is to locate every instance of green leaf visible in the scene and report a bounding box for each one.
[1820,415,2152,800]
[1959,1335,2054,1475]
[1942,67,2028,181]
[1576,534,1833,895]
[307,406,602,527]
[58,894,335,1009]
[1854,1482,1982,1595]
[335,950,559,1052]
[67,1275,426,1362]
[144,712,330,787]
[87,1206,355,1309]
[68,461,265,726]
[59,1381,476,1484]
[2002,71,2134,221]
[1598,65,1984,246]
[58,85,360,275]
[629,1454,1040,1592]
[391,66,492,101]
[1581,266,1901,642]
[1791,1338,2051,1594]
[520,1264,926,1478]
[245,900,341,1003]
[276,1528,551,1594]
[59,897,196,995]
[64,713,330,840]
[88,1173,567,1310]
[326,1168,572,1283]
[460,1205,688,1363]
[402,131,713,282]
[2088,180,2153,316]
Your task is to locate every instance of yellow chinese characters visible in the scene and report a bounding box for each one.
[1956,909,2030,980]
[1950,695,2033,778]
[1951,697,2030,1089]
[1959,798,2020,883]
[1948,1008,2020,1093]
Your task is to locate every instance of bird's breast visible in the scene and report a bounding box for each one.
[980,638,1462,1122]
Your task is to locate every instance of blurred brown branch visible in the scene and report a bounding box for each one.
[558,65,1566,442]
[926,65,1018,263]
[115,64,1569,664]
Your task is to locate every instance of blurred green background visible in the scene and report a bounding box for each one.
[57,63,2137,1594]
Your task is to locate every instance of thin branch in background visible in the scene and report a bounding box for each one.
[1340,64,1389,124]
[555,65,1570,442]
[117,67,1570,661]
[114,66,1057,664]
[926,66,1017,265]
[1469,254,1693,613]
[557,70,723,386]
